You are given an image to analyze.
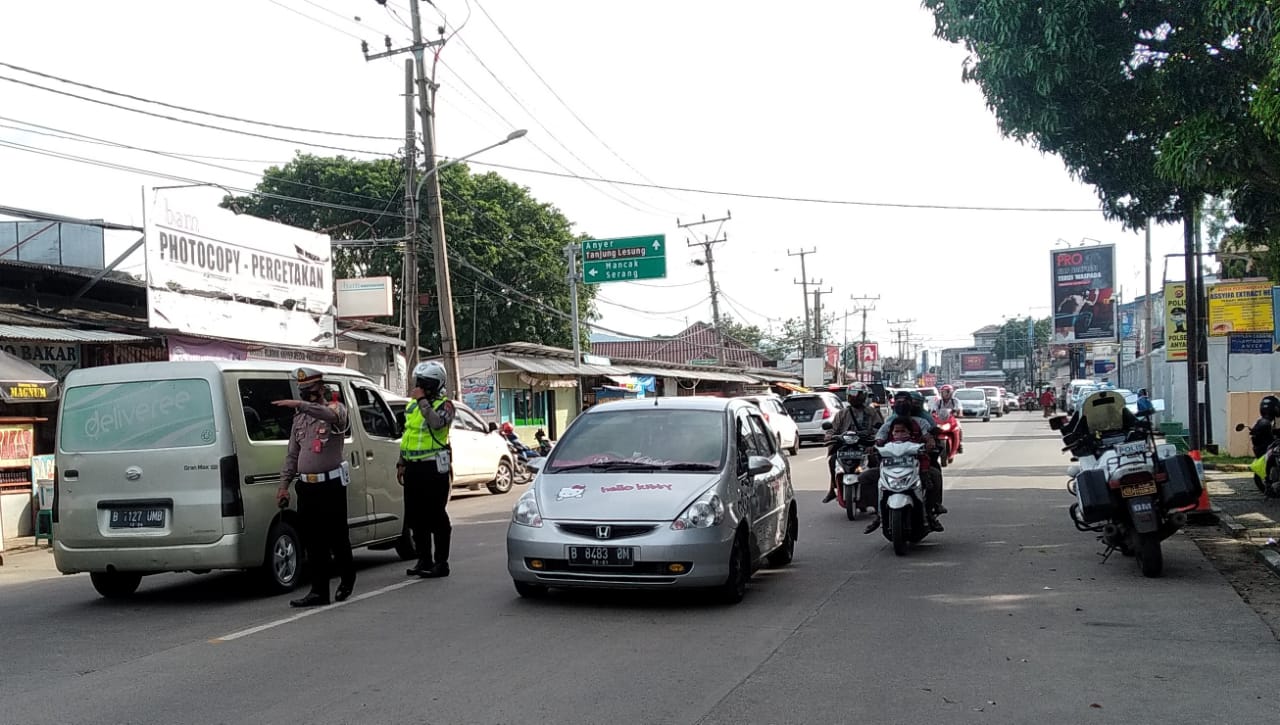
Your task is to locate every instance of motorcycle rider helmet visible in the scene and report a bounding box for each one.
[892,391,913,417]
[500,421,514,435]
[940,384,954,398]
[1261,395,1280,419]
[413,360,448,397]
[846,382,868,407]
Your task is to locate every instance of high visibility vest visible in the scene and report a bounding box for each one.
[401,398,451,460]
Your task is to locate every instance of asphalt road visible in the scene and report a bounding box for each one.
[3,413,1279,724]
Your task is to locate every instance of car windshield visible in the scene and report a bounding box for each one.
[783,396,827,415]
[954,390,985,400]
[547,408,726,473]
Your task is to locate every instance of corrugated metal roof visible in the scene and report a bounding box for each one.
[0,324,149,343]
[340,329,405,347]
[498,355,619,377]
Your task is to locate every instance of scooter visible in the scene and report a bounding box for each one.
[534,428,554,456]
[874,440,932,555]
[1053,410,1202,577]
[824,423,877,521]
[1234,421,1280,497]
[933,409,961,467]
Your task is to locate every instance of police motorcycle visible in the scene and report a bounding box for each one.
[823,421,877,520]
[1051,390,1201,578]
[875,440,933,555]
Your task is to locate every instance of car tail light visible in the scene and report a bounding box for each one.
[822,409,832,419]
[220,455,243,517]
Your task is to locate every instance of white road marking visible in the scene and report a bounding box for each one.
[456,517,512,526]
[211,578,422,643]
[808,454,827,463]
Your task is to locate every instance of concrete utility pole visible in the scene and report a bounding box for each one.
[788,248,818,355]
[363,1,447,393]
[850,295,879,379]
[813,286,833,364]
[679,212,731,363]
[1144,218,1154,396]
[887,319,915,362]
[1183,201,1201,450]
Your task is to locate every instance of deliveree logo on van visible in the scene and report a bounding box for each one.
[84,390,192,439]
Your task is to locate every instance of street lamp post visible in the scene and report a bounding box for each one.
[405,129,527,394]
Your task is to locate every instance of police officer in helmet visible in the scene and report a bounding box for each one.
[275,367,355,607]
[399,361,457,578]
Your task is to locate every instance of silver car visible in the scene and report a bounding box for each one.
[506,397,797,603]
[782,392,844,446]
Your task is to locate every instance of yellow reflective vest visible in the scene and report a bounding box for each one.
[401,397,451,460]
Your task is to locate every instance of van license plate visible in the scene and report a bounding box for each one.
[1121,482,1158,498]
[567,546,634,567]
[109,508,166,528]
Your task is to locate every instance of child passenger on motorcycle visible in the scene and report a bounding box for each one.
[857,399,946,534]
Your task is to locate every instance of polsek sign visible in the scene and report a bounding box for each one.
[145,193,336,348]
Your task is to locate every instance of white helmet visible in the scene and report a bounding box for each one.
[413,361,447,395]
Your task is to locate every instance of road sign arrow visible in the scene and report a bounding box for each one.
[652,240,661,250]
[588,268,598,276]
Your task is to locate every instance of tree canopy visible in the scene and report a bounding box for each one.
[923,0,1280,248]
[225,153,596,351]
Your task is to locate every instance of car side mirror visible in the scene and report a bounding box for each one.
[1236,423,1247,432]
[526,457,545,472]
[821,422,833,430]
[747,455,773,477]
[488,422,499,433]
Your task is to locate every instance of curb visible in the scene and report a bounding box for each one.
[1258,548,1280,579]
[1202,463,1252,472]
[1218,511,1249,538]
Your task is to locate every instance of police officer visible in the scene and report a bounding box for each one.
[399,361,456,579]
[275,367,355,607]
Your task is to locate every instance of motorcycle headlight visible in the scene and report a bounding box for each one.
[512,488,543,528]
[881,471,915,492]
[671,490,724,530]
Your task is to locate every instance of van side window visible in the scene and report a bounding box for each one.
[351,384,399,439]
[237,379,352,442]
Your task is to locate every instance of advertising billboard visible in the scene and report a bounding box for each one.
[961,352,997,372]
[145,191,336,349]
[1164,282,1188,362]
[856,343,879,366]
[1207,281,1273,336]
[1051,245,1117,343]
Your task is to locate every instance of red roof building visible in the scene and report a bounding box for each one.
[590,322,768,368]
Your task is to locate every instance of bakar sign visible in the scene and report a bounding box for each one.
[581,235,666,283]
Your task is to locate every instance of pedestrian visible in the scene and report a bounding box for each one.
[1137,388,1155,416]
[275,367,355,608]
[1040,388,1056,417]
[399,361,456,579]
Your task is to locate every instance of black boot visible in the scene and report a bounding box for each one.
[419,562,450,578]
[290,591,330,608]
[406,559,432,577]
[335,574,356,602]
[863,516,881,534]
[929,516,945,533]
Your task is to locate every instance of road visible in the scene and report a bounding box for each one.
[2,413,1278,724]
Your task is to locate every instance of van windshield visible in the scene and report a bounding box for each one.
[60,379,217,453]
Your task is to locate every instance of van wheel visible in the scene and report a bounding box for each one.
[260,521,302,593]
[488,460,514,495]
[90,571,142,599]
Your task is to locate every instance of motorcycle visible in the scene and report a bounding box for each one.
[875,440,933,555]
[1234,421,1280,497]
[824,423,877,520]
[1052,407,1202,577]
[933,409,961,467]
[534,428,554,457]
[504,435,541,484]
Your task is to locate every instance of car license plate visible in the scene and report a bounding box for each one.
[567,545,635,567]
[108,508,166,528]
[1116,442,1147,455]
[843,474,859,485]
[1121,481,1158,498]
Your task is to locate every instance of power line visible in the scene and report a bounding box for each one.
[464,160,1107,213]
[0,118,289,165]
[266,0,366,41]
[0,74,396,156]
[596,295,711,316]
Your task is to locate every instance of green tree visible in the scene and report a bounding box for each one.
[716,315,766,353]
[922,0,1280,247]
[225,153,596,351]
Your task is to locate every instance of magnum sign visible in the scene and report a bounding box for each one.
[2,382,53,401]
[1050,245,1117,343]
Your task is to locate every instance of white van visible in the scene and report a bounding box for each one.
[54,361,427,598]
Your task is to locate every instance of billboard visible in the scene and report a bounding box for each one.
[856,343,879,365]
[1207,281,1273,336]
[1164,282,1188,362]
[961,352,997,372]
[1051,245,1117,343]
[145,192,336,349]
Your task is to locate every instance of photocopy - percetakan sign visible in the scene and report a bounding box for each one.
[145,193,337,348]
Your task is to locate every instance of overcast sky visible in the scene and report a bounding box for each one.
[0,1,1192,359]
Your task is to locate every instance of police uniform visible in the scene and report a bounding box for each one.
[400,394,455,577]
[279,367,354,606]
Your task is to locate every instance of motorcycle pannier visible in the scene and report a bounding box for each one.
[1076,468,1113,523]
[1160,453,1203,509]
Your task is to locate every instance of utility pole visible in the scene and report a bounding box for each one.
[363,1,448,393]
[679,213,731,363]
[850,295,879,380]
[788,248,818,356]
[813,286,832,367]
[1144,218,1154,396]
[1183,200,1201,450]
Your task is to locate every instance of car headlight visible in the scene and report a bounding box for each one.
[671,490,724,530]
[512,488,543,528]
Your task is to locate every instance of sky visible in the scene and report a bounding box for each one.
[0,0,1195,362]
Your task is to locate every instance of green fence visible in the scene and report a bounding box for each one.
[1159,422,1191,453]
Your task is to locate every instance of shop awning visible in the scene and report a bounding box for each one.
[0,324,149,343]
[0,350,58,402]
[774,382,811,393]
[498,354,617,377]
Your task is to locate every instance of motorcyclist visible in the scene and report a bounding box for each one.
[823,383,884,503]
[1247,395,1280,490]
[858,391,945,533]
[930,384,964,462]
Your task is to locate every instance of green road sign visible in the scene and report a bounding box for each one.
[582,234,666,284]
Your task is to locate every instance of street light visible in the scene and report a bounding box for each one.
[414,129,527,199]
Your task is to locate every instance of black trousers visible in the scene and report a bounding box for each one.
[297,478,354,595]
[404,459,452,565]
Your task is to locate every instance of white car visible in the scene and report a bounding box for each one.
[1003,393,1021,411]
[740,394,800,456]
[383,392,518,495]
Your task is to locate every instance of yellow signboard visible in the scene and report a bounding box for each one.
[1164,282,1188,362]
[1207,281,1273,336]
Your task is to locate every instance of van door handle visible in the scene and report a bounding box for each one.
[366,451,375,461]
[64,469,79,479]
